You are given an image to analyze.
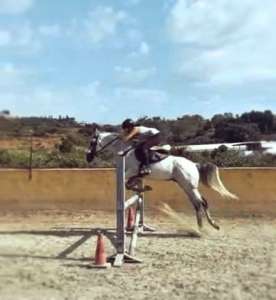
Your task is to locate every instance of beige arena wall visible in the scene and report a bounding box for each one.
[0,168,276,217]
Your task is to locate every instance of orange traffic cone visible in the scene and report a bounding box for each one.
[93,232,111,268]
[126,207,135,231]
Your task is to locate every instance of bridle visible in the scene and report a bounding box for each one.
[91,134,120,156]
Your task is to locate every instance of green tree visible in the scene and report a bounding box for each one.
[214,122,261,142]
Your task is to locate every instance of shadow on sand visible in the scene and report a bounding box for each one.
[0,227,200,264]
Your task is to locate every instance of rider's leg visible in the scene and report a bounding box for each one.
[142,134,161,174]
[140,134,161,175]
[135,134,162,175]
[139,144,151,175]
[135,143,148,175]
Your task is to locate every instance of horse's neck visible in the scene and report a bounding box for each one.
[107,137,137,165]
[102,133,137,168]
[106,135,124,153]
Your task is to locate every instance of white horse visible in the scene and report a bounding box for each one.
[86,130,238,230]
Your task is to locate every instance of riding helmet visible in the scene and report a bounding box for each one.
[121,118,135,129]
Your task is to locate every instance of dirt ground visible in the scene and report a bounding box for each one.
[0,210,275,300]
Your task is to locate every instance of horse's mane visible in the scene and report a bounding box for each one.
[99,131,120,138]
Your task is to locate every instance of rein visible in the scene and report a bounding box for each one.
[95,136,120,155]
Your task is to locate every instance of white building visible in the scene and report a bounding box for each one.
[182,141,276,156]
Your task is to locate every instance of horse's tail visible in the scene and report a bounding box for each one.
[197,163,238,199]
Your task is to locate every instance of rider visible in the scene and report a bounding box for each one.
[121,118,161,175]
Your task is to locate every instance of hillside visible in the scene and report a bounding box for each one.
[1,110,276,168]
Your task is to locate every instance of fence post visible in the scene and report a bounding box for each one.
[116,155,126,255]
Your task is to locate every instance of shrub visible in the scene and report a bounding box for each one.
[58,137,74,153]
[0,149,12,166]
[0,149,29,168]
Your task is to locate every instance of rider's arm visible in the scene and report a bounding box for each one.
[122,127,140,142]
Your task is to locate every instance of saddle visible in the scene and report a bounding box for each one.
[134,147,169,165]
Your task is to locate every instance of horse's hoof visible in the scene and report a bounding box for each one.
[213,223,220,230]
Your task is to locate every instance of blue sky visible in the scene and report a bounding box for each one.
[1,0,276,124]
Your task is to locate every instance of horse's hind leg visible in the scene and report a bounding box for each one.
[185,188,205,229]
[173,169,204,228]
[173,164,220,229]
[175,177,218,229]
[202,197,220,230]
[186,189,220,230]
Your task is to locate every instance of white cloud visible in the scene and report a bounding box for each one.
[0,65,111,121]
[0,63,19,87]
[84,6,128,45]
[0,30,12,46]
[0,61,168,123]
[0,0,34,15]
[0,22,64,54]
[16,23,34,46]
[80,81,102,98]
[140,41,150,55]
[130,41,150,57]
[125,28,143,44]
[39,25,61,37]
[167,0,276,85]
[114,87,168,104]
[31,88,58,106]
[0,22,41,53]
[163,0,176,12]
[0,63,60,113]
[114,66,156,84]
[0,63,33,88]
[66,6,144,53]
[112,87,168,121]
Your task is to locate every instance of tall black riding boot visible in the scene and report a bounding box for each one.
[140,150,151,175]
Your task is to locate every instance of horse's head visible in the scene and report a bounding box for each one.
[86,129,120,163]
[86,129,99,162]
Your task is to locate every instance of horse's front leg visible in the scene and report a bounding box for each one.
[125,168,139,191]
[125,175,140,191]
[126,175,152,193]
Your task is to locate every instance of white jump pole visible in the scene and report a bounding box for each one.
[113,155,142,267]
